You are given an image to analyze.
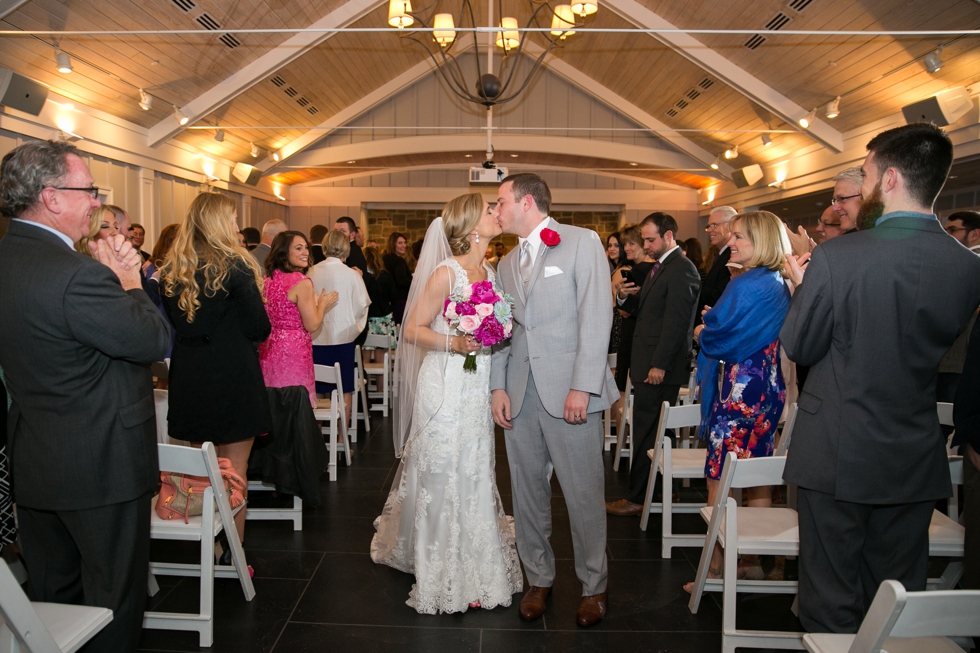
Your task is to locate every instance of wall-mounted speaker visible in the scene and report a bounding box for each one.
[233,162,262,186]
[0,68,48,116]
[901,87,973,127]
[731,164,764,189]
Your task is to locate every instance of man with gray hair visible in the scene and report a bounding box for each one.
[250,218,287,272]
[698,205,738,316]
[0,140,170,652]
[831,166,862,233]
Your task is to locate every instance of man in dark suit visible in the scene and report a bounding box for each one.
[698,205,737,318]
[250,218,286,273]
[309,223,328,264]
[606,212,701,516]
[335,216,367,273]
[0,140,171,652]
[781,123,980,633]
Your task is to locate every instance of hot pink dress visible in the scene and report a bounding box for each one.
[259,270,316,406]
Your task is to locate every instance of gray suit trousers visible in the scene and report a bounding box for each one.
[504,373,608,596]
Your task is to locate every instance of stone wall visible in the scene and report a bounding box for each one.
[366,208,621,253]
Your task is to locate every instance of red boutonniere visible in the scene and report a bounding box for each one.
[540,228,561,248]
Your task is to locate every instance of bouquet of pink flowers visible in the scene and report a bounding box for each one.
[443,280,514,372]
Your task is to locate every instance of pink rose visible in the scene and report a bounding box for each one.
[471,280,497,304]
[444,301,458,319]
[458,314,481,333]
[474,303,493,317]
[503,321,513,336]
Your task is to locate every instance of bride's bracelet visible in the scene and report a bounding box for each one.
[448,335,457,356]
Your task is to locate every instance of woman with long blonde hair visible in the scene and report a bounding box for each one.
[74,205,118,256]
[160,192,271,555]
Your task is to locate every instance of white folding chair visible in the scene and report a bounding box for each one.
[803,580,980,653]
[775,402,799,457]
[350,345,370,441]
[688,453,803,653]
[362,334,393,417]
[314,363,351,482]
[603,352,618,451]
[638,403,708,559]
[613,377,633,472]
[927,455,965,591]
[0,559,113,653]
[676,366,698,449]
[244,480,303,531]
[144,442,255,647]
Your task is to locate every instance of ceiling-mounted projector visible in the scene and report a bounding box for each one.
[901,86,973,126]
[469,166,508,184]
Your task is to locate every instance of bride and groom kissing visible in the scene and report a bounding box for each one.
[370,173,618,626]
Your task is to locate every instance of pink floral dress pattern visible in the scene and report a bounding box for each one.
[704,339,785,480]
[259,270,315,406]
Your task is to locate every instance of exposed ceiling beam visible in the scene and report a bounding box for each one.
[280,133,710,175]
[521,38,730,179]
[0,0,28,20]
[260,34,476,174]
[603,0,845,153]
[147,0,385,147]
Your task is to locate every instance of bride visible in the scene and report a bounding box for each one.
[370,193,523,614]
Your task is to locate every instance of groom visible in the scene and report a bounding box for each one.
[491,173,619,626]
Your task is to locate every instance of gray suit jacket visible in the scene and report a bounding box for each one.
[0,220,171,510]
[781,216,980,504]
[630,249,701,387]
[251,243,271,274]
[490,219,619,418]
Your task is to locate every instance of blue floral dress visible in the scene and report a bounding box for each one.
[704,339,785,479]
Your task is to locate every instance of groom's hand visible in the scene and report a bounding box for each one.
[563,390,590,425]
[492,389,513,430]
[644,367,665,385]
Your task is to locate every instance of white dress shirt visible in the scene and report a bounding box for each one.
[12,219,74,249]
[518,217,553,262]
[309,257,371,345]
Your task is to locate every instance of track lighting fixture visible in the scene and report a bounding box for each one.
[55,51,72,74]
[250,143,260,158]
[723,145,738,160]
[138,89,152,111]
[825,96,841,119]
[272,151,280,162]
[709,156,720,170]
[214,129,225,142]
[761,133,773,147]
[799,108,817,130]
[173,106,189,126]
[924,48,944,74]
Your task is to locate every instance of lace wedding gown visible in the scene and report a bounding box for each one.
[371,258,523,614]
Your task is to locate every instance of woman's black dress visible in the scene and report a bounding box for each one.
[615,261,654,392]
[383,253,413,323]
[163,261,272,443]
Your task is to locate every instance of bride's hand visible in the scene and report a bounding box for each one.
[451,335,482,354]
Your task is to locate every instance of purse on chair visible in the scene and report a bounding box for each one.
[155,457,247,523]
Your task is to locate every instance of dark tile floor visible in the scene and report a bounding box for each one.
[137,416,801,653]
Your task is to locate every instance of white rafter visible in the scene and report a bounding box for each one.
[147,0,385,147]
[0,0,28,20]
[603,0,845,153]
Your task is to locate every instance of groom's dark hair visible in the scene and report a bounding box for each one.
[502,173,551,216]
[641,212,678,240]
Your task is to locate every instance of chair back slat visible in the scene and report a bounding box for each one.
[727,453,788,489]
[364,333,393,349]
[663,403,702,429]
[848,579,906,653]
[949,456,963,486]
[607,352,617,369]
[158,443,209,476]
[775,402,798,456]
[314,363,345,395]
[937,402,954,427]
[890,589,980,639]
[0,559,62,653]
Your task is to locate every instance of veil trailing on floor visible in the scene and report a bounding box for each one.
[392,217,453,457]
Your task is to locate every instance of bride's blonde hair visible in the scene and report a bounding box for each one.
[442,193,484,255]
[161,192,264,323]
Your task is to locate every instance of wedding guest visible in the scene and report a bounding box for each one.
[0,369,11,554]
[145,223,180,358]
[364,245,397,343]
[335,216,367,273]
[310,230,371,427]
[606,231,627,355]
[251,219,286,272]
[260,231,338,406]
[161,192,271,550]
[703,244,720,272]
[610,224,654,396]
[74,205,118,255]
[236,230,247,248]
[384,231,413,323]
[954,316,980,590]
[945,210,980,252]
[310,224,328,264]
[682,210,791,589]
[830,166,862,233]
[242,226,260,251]
[132,223,150,261]
[781,123,980,633]
[813,205,844,243]
[683,237,706,281]
[0,140,170,652]
[105,204,134,242]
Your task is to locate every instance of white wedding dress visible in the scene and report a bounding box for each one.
[371,258,523,614]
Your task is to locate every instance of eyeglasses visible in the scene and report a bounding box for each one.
[704,222,728,232]
[831,193,860,205]
[51,186,99,199]
[946,226,967,234]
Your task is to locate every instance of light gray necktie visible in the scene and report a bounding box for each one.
[520,241,534,290]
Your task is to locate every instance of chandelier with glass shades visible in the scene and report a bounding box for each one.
[387,0,597,108]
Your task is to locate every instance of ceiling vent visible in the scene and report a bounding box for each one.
[765,12,792,31]
[171,0,195,12]
[698,77,714,90]
[284,87,298,98]
[787,0,813,12]
[195,12,220,30]
[685,88,700,100]
[675,98,689,109]
[307,106,320,115]
[296,97,310,107]
[270,75,286,87]
[744,34,766,50]
[218,34,240,49]
[665,108,678,118]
